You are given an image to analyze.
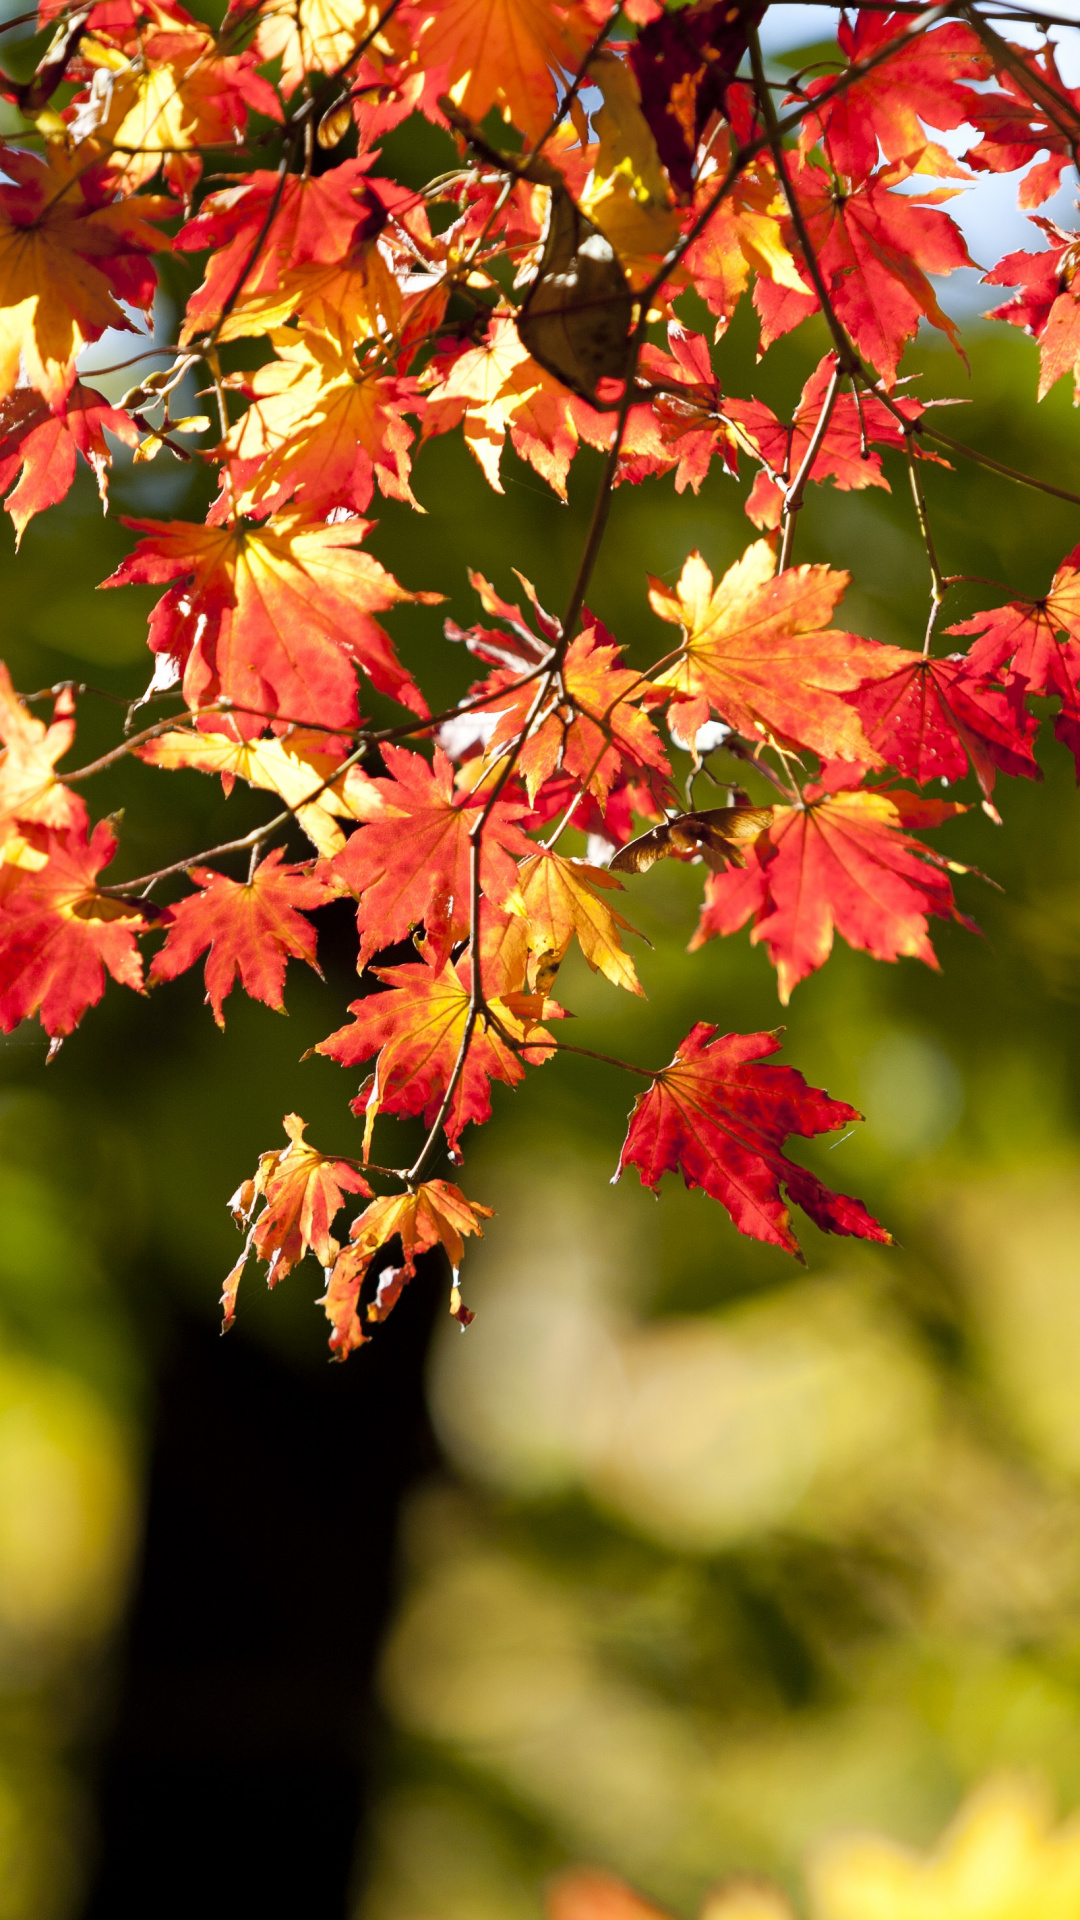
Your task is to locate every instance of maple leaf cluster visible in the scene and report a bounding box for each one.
[0,0,1075,1350]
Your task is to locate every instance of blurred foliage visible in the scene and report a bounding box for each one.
[4,116,1080,1918]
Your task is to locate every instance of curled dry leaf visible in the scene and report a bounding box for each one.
[321,1179,492,1357]
[517,180,634,402]
[610,803,776,874]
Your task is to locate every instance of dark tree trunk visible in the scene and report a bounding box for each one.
[81,1260,441,1920]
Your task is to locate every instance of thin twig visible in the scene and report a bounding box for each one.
[917,422,1080,507]
[748,25,861,376]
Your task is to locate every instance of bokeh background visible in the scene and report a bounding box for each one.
[4,18,1080,1915]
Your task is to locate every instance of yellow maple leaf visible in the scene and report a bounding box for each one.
[225,323,418,513]
[256,0,388,96]
[685,141,808,335]
[514,848,646,996]
[137,726,376,856]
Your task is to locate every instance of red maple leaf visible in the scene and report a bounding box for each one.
[0,384,139,545]
[948,549,1080,771]
[102,510,437,732]
[615,1022,889,1255]
[175,162,388,341]
[984,218,1080,401]
[845,650,1040,810]
[755,157,971,386]
[222,1111,372,1326]
[799,12,988,182]
[0,821,150,1038]
[690,773,973,1001]
[963,41,1080,210]
[149,847,335,1026]
[316,949,558,1156]
[327,744,535,969]
[612,325,739,495]
[726,352,919,531]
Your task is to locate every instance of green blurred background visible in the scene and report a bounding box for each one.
[3,108,1080,1913]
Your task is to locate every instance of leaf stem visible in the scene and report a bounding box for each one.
[779,364,841,571]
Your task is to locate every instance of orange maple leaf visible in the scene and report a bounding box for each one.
[222,1111,372,1327]
[103,509,438,731]
[94,22,281,196]
[0,145,168,409]
[149,847,336,1025]
[413,0,611,141]
[176,161,392,343]
[316,949,558,1156]
[682,140,807,337]
[321,1178,492,1356]
[648,541,908,760]
[423,317,578,498]
[514,848,646,995]
[473,618,672,807]
[225,324,420,515]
